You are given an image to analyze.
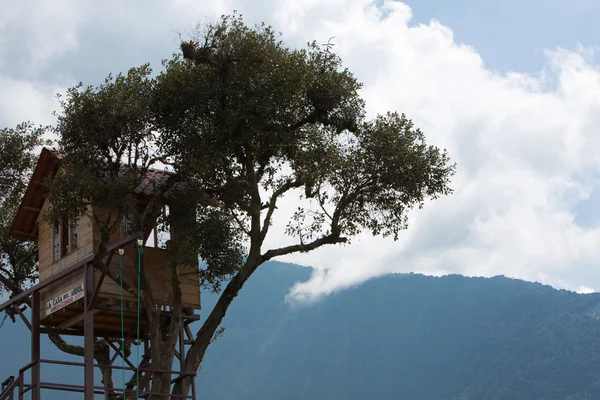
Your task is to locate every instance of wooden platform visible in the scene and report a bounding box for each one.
[41,297,198,338]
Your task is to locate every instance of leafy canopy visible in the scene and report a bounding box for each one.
[46,13,455,294]
[3,14,457,395]
[0,123,45,296]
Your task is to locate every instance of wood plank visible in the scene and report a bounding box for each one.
[38,238,51,252]
[98,279,199,297]
[56,309,100,329]
[1,235,137,316]
[39,218,50,231]
[37,205,201,314]
[12,230,34,237]
[98,293,200,309]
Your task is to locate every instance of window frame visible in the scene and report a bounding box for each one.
[52,217,79,262]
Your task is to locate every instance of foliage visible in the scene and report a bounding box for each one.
[24,12,455,397]
[47,65,158,229]
[47,13,454,291]
[0,123,45,296]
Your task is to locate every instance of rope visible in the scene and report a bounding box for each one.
[136,242,143,399]
[118,249,125,397]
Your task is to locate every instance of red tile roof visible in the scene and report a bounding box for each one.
[10,148,175,240]
[134,168,173,197]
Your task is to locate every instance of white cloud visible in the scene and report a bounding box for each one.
[2,0,600,301]
[578,286,595,294]
[0,77,62,127]
[265,0,600,300]
[0,0,87,72]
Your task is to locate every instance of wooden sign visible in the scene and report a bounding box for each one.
[45,283,84,315]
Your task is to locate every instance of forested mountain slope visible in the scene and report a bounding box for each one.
[1,262,600,399]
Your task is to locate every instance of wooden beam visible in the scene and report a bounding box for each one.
[106,341,138,371]
[56,309,99,329]
[185,325,194,342]
[40,327,128,338]
[87,249,115,309]
[0,234,137,313]
[12,230,34,237]
[88,272,106,309]
[96,305,200,321]
[32,291,41,400]
[83,262,95,399]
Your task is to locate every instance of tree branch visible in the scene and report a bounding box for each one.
[48,334,84,356]
[48,335,118,399]
[262,233,347,261]
[166,259,183,349]
[173,230,346,397]
[230,210,250,236]
[259,178,304,244]
[0,270,19,294]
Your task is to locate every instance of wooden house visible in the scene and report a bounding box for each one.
[10,148,201,337]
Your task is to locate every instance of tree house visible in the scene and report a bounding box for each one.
[10,148,201,337]
[0,149,201,399]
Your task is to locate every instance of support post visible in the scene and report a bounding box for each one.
[31,291,40,400]
[179,318,185,374]
[83,262,95,399]
[192,377,197,400]
[18,370,23,400]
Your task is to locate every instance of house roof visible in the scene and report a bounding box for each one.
[10,148,61,240]
[10,148,174,240]
[135,168,173,197]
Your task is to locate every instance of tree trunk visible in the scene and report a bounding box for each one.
[145,310,179,399]
[48,335,118,399]
[150,354,176,399]
[170,252,264,398]
[95,340,119,400]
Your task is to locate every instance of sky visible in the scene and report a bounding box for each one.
[1,0,600,302]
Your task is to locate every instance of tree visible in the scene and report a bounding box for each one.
[0,124,43,301]
[13,13,456,399]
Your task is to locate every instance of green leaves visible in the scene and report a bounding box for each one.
[0,123,45,295]
[154,13,364,192]
[40,13,456,293]
[0,123,45,211]
[14,15,459,384]
[320,112,456,240]
[47,65,158,230]
[56,64,155,167]
[166,192,245,293]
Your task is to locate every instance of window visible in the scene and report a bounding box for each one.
[71,218,78,249]
[53,217,79,261]
[53,223,60,261]
[146,206,169,249]
[121,214,134,238]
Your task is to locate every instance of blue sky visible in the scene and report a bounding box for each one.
[404,0,600,73]
[1,0,600,300]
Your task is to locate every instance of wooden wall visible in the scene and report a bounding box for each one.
[97,247,201,309]
[38,204,201,321]
[38,201,94,319]
[91,207,201,309]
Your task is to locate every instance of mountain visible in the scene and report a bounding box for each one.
[2,262,600,399]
